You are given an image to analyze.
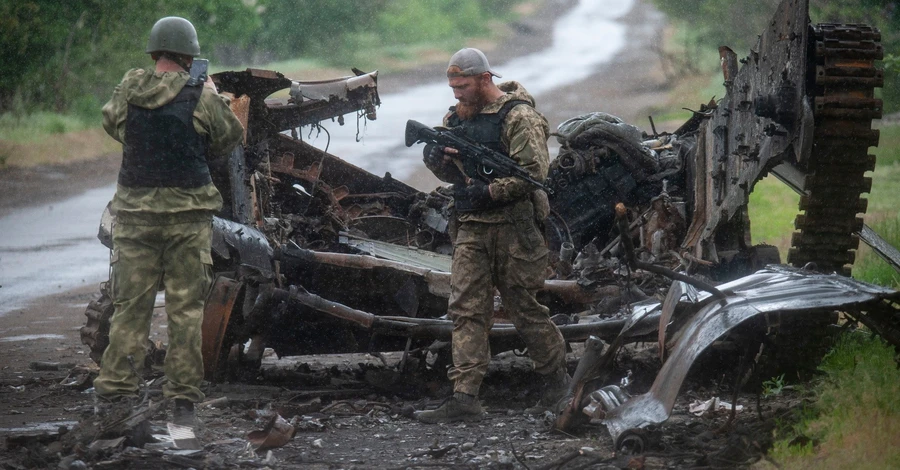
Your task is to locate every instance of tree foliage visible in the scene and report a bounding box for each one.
[649,0,900,111]
[249,1,385,64]
[0,0,522,115]
[0,0,258,114]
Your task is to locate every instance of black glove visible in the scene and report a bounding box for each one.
[423,144,467,185]
[423,144,445,167]
[453,180,494,212]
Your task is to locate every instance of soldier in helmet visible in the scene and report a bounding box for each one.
[93,16,243,427]
[415,48,570,424]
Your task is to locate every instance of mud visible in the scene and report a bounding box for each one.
[0,333,795,469]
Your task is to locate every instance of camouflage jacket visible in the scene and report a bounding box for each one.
[444,81,550,224]
[102,68,244,224]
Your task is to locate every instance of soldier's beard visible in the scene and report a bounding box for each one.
[455,84,491,120]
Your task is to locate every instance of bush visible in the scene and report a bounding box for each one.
[1,0,525,115]
[648,0,900,112]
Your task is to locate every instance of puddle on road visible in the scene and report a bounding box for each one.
[0,183,115,316]
[0,334,65,342]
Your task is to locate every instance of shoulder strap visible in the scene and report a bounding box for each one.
[496,99,532,123]
[171,83,203,105]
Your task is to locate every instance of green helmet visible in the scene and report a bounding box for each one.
[146,16,200,57]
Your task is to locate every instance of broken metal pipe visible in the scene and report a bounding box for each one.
[263,283,659,343]
[276,246,607,304]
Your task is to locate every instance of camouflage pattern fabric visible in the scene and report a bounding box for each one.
[429,79,564,397]
[93,219,213,402]
[446,205,566,396]
[95,68,242,403]
[450,81,551,224]
[103,68,243,157]
[102,68,244,219]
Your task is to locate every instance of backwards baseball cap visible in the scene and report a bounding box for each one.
[447,48,502,78]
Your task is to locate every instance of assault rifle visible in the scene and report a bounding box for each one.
[405,119,554,195]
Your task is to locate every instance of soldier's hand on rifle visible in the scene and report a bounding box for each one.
[452,179,494,211]
[423,144,458,166]
[422,143,467,185]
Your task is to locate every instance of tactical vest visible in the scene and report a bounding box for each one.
[119,83,211,188]
[446,99,531,157]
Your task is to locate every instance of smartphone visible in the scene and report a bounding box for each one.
[187,58,209,87]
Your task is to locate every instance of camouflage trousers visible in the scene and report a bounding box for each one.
[93,218,213,403]
[447,218,566,396]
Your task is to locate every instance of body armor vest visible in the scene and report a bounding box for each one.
[119,83,211,188]
[446,99,531,157]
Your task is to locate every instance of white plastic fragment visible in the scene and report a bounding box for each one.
[688,397,743,416]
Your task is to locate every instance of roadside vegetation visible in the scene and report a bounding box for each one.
[650,1,900,468]
[767,333,900,470]
[0,0,529,167]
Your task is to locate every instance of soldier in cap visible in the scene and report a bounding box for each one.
[415,48,570,424]
[93,16,243,427]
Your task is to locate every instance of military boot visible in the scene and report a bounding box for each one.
[415,392,484,424]
[173,399,200,428]
[525,368,573,415]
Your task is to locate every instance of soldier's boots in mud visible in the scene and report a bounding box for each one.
[173,399,200,428]
[415,392,484,424]
[92,394,157,445]
[525,368,573,415]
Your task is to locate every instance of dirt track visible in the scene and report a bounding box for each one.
[0,1,783,468]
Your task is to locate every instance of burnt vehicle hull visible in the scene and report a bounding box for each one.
[547,0,900,449]
[584,267,900,451]
[79,68,619,380]
[546,0,892,279]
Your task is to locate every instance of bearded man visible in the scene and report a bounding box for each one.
[415,48,570,424]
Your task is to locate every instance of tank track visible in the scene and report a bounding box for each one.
[787,24,884,276]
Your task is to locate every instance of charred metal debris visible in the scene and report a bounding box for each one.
[78,0,900,455]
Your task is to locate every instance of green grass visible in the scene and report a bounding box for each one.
[748,176,799,260]
[853,218,900,288]
[0,111,99,144]
[769,333,900,469]
[746,123,900,279]
[850,124,900,288]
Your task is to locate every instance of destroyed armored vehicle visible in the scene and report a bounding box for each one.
[82,0,899,448]
[544,0,900,450]
[80,67,614,381]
